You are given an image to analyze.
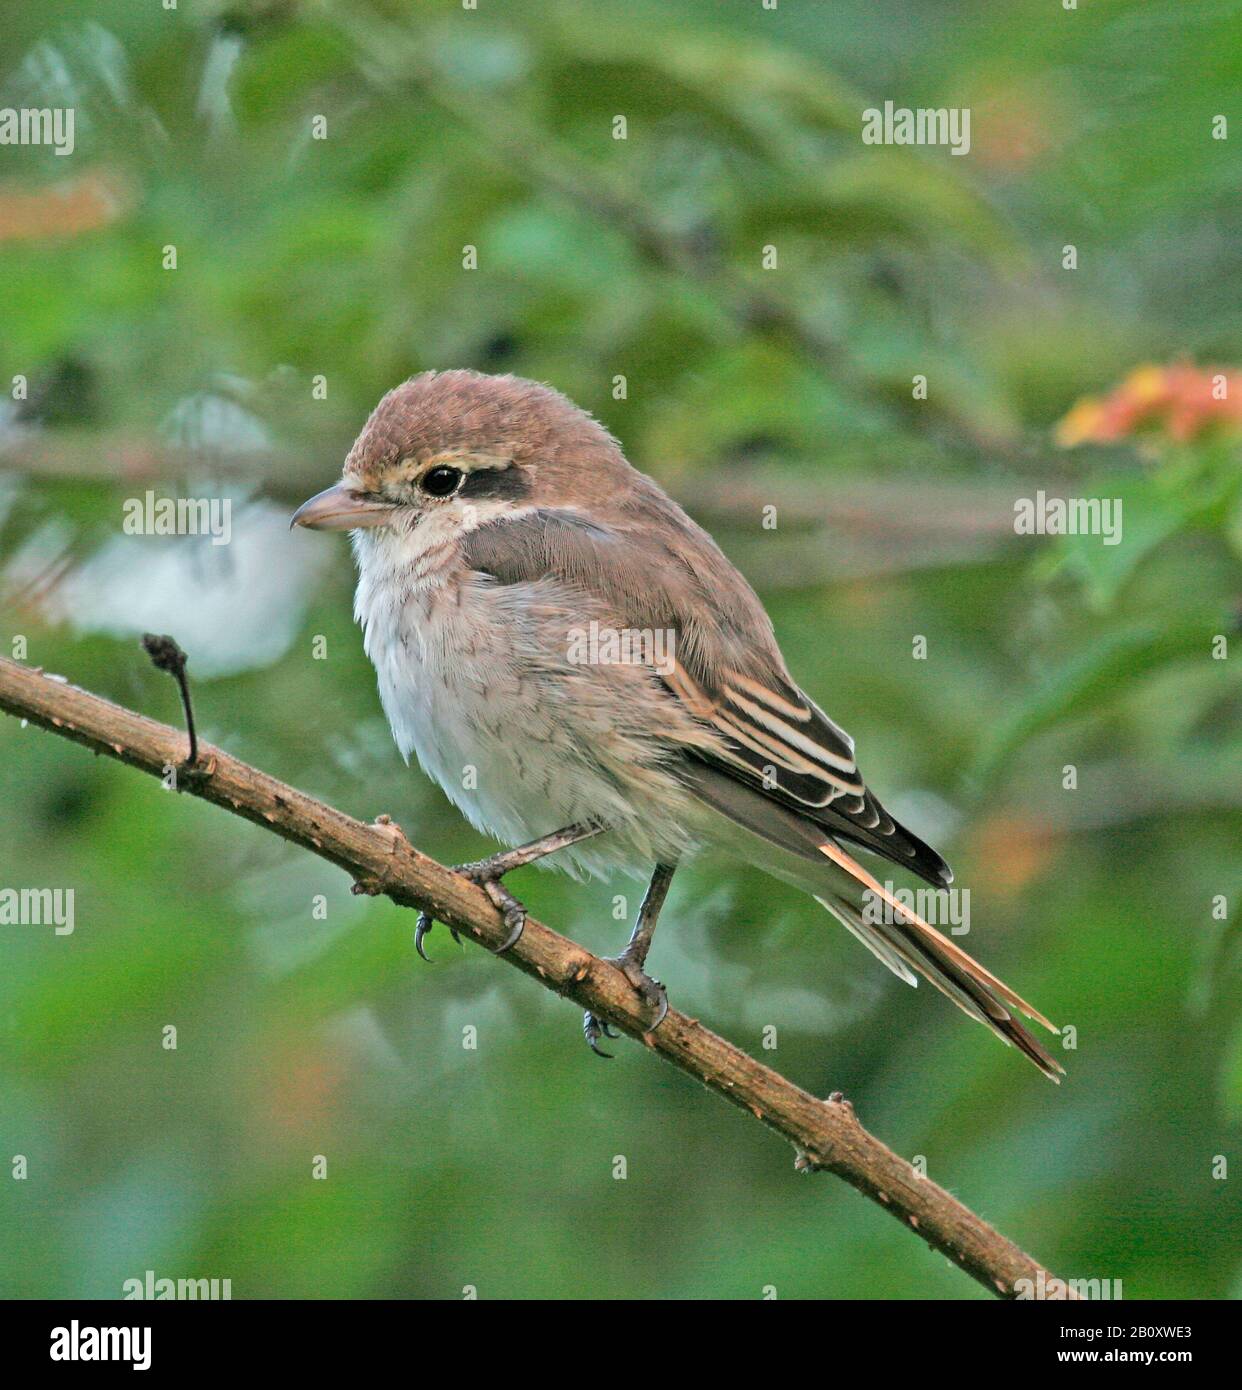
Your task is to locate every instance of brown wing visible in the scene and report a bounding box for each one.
[665,658,952,886]
[461,504,952,887]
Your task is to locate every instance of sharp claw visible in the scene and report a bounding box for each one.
[492,918,525,954]
[649,986,669,1031]
[415,912,434,962]
[416,910,462,962]
[583,1012,614,1059]
[477,878,527,953]
[490,903,525,954]
[613,957,670,1034]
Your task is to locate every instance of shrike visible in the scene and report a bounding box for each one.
[293,370,1062,1078]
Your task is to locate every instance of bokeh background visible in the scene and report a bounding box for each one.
[1,0,1240,1299]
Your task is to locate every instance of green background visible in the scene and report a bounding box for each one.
[1,0,1240,1299]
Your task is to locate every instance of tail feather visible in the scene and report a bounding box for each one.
[816,894,919,987]
[818,842,1065,1083]
[677,762,1065,1081]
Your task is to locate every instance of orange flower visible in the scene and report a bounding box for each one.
[1056,363,1242,447]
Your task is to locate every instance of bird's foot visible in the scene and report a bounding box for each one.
[414,853,530,960]
[582,950,669,1058]
[454,857,528,953]
[613,952,670,1027]
[582,1012,619,1058]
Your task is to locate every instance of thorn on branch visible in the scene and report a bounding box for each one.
[827,1090,855,1118]
[140,633,199,770]
[372,812,415,859]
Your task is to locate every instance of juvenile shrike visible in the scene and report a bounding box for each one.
[293,370,1062,1079]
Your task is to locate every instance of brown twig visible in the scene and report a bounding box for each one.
[139,633,198,765]
[0,654,1072,1299]
[0,430,324,493]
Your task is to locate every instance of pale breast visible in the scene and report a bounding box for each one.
[353,555,703,879]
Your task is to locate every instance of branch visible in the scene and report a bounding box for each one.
[0,654,1071,1299]
[0,433,1045,588]
[0,429,324,494]
[0,432,1064,515]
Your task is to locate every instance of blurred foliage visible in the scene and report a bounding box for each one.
[1,0,1240,1299]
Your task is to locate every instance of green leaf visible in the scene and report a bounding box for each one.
[968,621,1215,790]
[1053,468,1240,611]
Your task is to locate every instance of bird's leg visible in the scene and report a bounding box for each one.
[584,862,676,1057]
[415,821,604,961]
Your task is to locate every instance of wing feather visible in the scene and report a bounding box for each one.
[461,504,952,885]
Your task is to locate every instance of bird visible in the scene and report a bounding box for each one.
[292,369,1063,1079]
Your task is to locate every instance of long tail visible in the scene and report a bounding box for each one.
[816,840,1064,1082]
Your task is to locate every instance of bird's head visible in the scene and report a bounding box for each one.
[291,369,626,539]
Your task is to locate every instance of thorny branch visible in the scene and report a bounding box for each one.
[0,653,1075,1300]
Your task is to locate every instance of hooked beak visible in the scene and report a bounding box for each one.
[290,483,396,531]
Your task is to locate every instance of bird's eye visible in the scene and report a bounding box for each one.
[420,466,463,498]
